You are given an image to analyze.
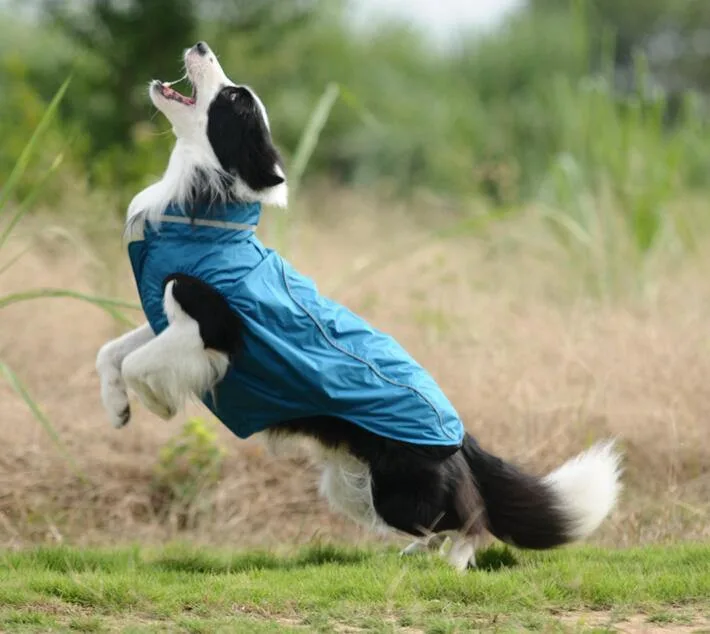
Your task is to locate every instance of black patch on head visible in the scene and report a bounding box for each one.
[207,85,285,192]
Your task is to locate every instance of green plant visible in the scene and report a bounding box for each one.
[151,417,225,526]
[0,77,140,479]
[534,55,706,297]
[272,81,340,254]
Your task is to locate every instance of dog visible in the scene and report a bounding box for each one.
[95,41,622,571]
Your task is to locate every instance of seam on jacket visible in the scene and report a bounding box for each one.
[280,261,459,442]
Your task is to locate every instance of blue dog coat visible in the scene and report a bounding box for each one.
[127,203,464,447]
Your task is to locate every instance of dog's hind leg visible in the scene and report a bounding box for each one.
[401,532,480,571]
[400,533,448,557]
[370,450,487,571]
[446,533,478,572]
[96,323,155,428]
[318,450,385,531]
[121,277,237,420]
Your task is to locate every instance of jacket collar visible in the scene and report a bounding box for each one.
[126,201,262,243]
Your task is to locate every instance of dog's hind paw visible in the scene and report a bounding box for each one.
[144,397,177,421]
[126,377,178,421]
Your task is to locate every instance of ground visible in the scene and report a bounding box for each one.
[2,195,710,548]
[2,543,710,633]
[3,194,710,631]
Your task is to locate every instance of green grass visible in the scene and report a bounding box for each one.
[1,543,709,632]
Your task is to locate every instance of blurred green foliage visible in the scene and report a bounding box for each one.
[0,0,709,216]
[152,417,225,527]
[44,0,196,153]
[532,0,710,84]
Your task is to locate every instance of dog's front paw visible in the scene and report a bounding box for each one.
[100,377,132,429]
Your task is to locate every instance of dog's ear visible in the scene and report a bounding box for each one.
[235,129,285,190]
[207,86,286,192]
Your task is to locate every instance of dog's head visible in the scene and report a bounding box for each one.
[132,41,286,221]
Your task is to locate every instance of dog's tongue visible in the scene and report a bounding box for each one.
[162,84,185,98]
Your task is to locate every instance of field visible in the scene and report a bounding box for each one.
[3,189,710,549]
[2,543,710,633]
[4,3,710,632]
[3,186,710,631]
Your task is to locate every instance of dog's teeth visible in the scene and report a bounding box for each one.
[165,73,188,87]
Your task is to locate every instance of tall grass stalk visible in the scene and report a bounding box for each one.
[273,82,340,253]
[288,82,341,198]
[0,361,86,481]
[0,77,71,213]
[0,289,139,327]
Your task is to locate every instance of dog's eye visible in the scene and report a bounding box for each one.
[229,91,238,102]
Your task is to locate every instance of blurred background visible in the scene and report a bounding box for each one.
[2,0,710,549]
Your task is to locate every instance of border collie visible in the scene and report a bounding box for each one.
[95,42,622,570]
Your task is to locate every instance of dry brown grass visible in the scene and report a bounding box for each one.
[2,187,709,549]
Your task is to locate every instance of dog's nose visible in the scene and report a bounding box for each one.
[194,41,208,56]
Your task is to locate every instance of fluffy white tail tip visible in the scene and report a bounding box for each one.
[543,440,623,541]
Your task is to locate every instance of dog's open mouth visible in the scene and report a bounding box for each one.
[154,78,196,105]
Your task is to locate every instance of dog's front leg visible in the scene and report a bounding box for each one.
[96,323,155,428]
[120,280,230,421]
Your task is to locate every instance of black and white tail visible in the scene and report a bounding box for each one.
[462,435,622,548]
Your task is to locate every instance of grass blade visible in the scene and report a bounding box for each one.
[0,289,141,327]
[0,77,72,213]
[0,288,140,310]
[289,82,340,198]
[0,153,64,252]
[0,359,88,482]
[274,82,339,253]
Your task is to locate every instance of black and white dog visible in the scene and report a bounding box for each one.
[96,42,621,570]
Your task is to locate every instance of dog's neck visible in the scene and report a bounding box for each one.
[127,138,288,231]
